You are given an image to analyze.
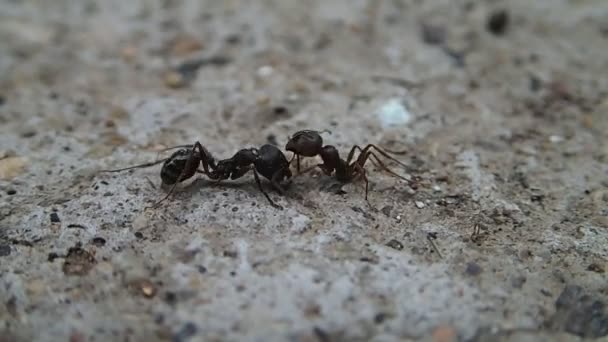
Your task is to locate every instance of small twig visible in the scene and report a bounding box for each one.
[426,232,442,259]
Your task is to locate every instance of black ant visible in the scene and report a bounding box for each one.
[285,130,411,201]
[100,142,291,209]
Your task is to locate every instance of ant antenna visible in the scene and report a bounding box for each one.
[99,158,169,173]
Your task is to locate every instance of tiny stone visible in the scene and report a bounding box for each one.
[587,263,604,273]
[173,322,198,342]
[50,212,61,223]
[465,262,483,276]
[486,9,509,36]
[139,280,156,298]
[420,23,446,45]
[257,65,273,77]
[386,239,404,251]
[374,312,388,324]
[415,201,425,209]
[90,237,106,247]
[380,206,393,217]
[0,244,11,257]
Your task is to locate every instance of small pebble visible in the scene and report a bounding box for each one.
[486,9,509,36]
[432,325,457,342]
[0,244,10,257]
[386,239,404,251]
[50,212,61,223]
[420,23,446,45]
[549,135,564,143]
[140,280,156,298]
[163,71,186,88]
[90,237,106,247]
[0,156,28,180]
[380,206,393,217]
[415,201,425,209]
[587,263,604,273]
[378,98,412,128]
[173,322,198,342]
[465,262,483,276]
[257,65,274,77]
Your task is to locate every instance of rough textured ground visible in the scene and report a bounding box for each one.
[1,1,607,341]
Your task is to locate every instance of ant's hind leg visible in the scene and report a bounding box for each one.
[252,168,283,210]
[360,144,413,172]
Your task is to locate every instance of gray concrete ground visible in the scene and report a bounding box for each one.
[1,0,607,341]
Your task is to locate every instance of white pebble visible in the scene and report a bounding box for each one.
[377,98,412,128]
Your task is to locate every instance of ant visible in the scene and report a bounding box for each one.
[100,142,291,209]
[285,130,411,201]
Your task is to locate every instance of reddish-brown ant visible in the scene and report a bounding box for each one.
[285,130,411,201]
[100,142,291,209]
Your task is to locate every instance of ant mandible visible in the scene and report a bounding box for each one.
[100,142,291,209]
[285,130,411,201]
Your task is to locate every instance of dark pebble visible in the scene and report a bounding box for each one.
[420,23,446,45]
[486,9,509,36]
[511,275,527,289]
[90,237,106,247]
[134,231,144,239]
[273,106,288,116]
[223,250,237,258]
[374,312,388,324]
[7,189,16,195]
[587,263,604,273]
[50,212,61,223]
[0,244,11,257]
[549,285,608,338]
[172,322,198,342]
[386,239,404,251]
[465,262,483,276]
[48,252,59,262]
[197,265,207,274]
[380,206,393,217]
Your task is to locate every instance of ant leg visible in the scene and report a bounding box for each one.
[269,168,290,194]
[251,167,282,209]
[296,155,301,173]
[99,158,169,173]
[353,163,370,202]
[366,152,411,183]
[354,148,410,183]
[192,141,216,173]
[355,144,412,172]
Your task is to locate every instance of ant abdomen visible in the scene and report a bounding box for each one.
[160,149,200,185]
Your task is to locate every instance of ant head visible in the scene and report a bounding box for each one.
[285,130,323,157]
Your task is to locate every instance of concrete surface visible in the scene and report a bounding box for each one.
[1,0,608,341]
